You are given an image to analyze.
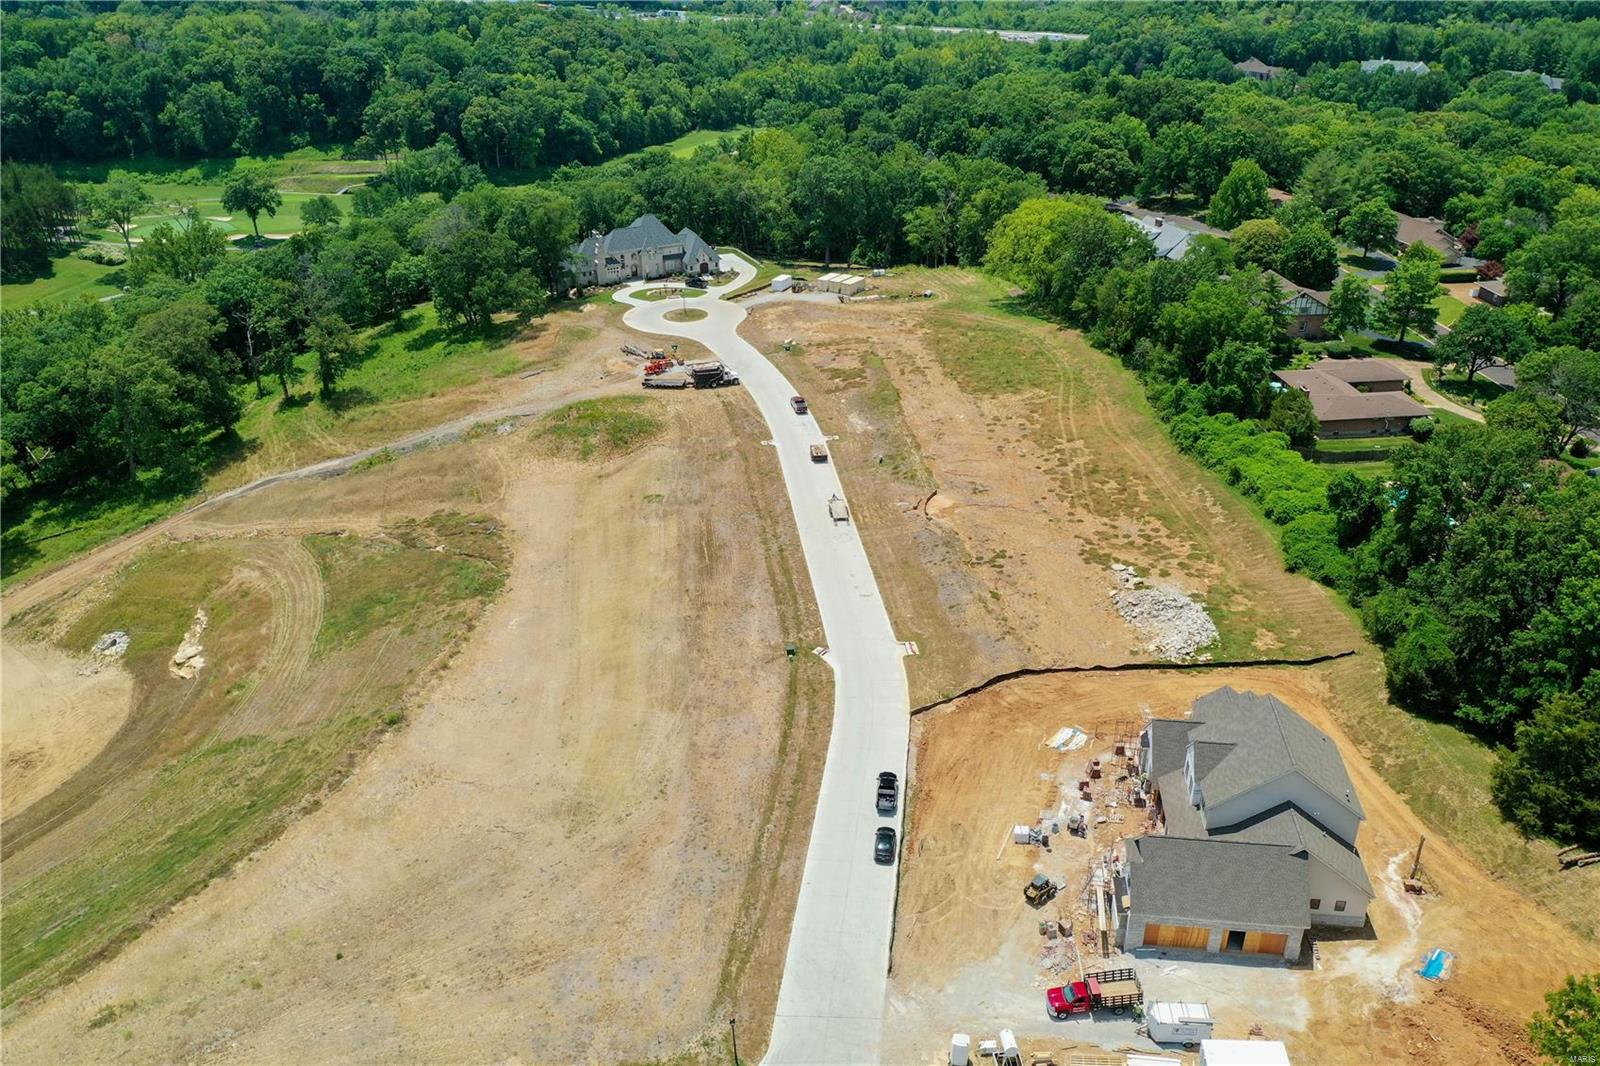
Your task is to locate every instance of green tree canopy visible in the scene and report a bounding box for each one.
[1207,159,1272,231]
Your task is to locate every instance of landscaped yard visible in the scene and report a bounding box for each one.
[1425,367,1506,408]
[1432,292,1467,328]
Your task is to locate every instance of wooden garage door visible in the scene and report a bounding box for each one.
[1143,922,1210,950]
[1240,931,1289,955]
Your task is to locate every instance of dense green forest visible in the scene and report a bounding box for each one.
[2,0,1599,846]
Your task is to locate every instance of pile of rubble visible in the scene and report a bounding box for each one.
[78,631,131,676]
[1109,564,1218,660]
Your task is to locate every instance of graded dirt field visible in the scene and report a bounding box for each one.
[0,641,134,820]
[888,668,1598,1066]
[1,384,828,1064]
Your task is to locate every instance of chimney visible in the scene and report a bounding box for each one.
[1153,217,1165,228]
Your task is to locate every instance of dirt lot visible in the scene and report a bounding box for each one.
[740,274,1598,1063]
[889,668,1597,1066]
[0,641,133,820]
[2,386,828,1063]
[742,272,1355,709]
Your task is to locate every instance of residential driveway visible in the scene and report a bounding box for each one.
[616,259,911,1064]
[1373,357,1485,423]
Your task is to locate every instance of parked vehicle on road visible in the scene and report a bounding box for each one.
[1046,967,1143,1017]
[874,826,897,865]
[684,360,740,388]
[876,771,898,814]
[827,495,850,524]
[791,395,808,414]
[810,443,829,463]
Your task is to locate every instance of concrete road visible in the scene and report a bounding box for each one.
[617,260,911,1065]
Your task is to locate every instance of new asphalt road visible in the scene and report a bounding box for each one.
[617,258,911,1065]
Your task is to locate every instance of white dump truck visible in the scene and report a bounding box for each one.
[1146,1001,1214,1047]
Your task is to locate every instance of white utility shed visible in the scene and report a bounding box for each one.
[1199,1039,1292,1066]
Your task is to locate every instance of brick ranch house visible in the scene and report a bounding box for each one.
[1273,359,1428,438]
[1123,688,1375,961]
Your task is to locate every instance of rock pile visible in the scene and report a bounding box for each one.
[169,608,209,680]
[1109,564,1218,661]
[79,631,131,675]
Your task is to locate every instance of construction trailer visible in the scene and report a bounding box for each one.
[1198,1040,1291,1066]
[771,273,794,292]
[1146,1001,1214,1046]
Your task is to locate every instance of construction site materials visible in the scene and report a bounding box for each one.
[1198,1039,1291,1066]
[1024,874,1059,907]
[950,1033,971,1066]
[828,494,850,524]
[1145,1001,1214,1047]
[643,359,674,375]
[999,1029,1022,1066]
[641,373,691,389]
[1418,947,1454,981]
[1013,825,1033,845]
[810,443,829,463]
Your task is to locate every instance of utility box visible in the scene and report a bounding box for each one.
[1146,1001,1214,1046]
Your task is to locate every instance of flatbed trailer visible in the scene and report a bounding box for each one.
[642,373,690,389]
[827,494,850,524]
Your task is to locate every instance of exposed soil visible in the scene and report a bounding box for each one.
[1,389,828,1064]
[0,641,134,820]
[889,667,1597,1066]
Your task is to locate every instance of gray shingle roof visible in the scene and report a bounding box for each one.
[1273,368,1429,424]
[1188,688,1366,823]
[1207,803,1374,898]
[602,213,680,254]
[1361,59,1429,75]
[1157,770,1205,838]
[1146,720,1198,779]
[1128,835,1310,929]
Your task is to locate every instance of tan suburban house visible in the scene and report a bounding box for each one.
[1396,213,1464,265]
[567,213,721,287]
[1274,359,1428,437]
[1266,271,1333,339]
[1124,688,1374,961]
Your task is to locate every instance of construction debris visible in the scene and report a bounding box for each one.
[1109,565,1218,660]
[1046,726,1088,752]
[77,631,131,676]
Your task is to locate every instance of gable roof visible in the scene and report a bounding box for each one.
[1265,271,1332,313]
[1234,57,1286,78]
[1186,687,1366,824]
[1127,835,1310,929]
[1207,803,1374,898]
[1146,719,1199,780]
[1395,214,1462,260]
[1274,367,1429,424]
[1361,59,1429,75]
[1109,203,1226,260]
[1502,69,1565,92]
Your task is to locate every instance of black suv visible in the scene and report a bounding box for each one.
[874,826,897,865]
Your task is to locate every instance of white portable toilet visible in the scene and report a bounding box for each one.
[1146,1001,1214,1046]
[998,1028,1021,1066]
[949,1032,970,1066]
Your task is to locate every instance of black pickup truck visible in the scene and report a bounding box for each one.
[876,771,898,815]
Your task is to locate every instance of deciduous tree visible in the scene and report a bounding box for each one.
[1375,245,1443,344]
[222,170,283,242]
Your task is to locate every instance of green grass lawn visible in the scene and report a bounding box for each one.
[636,286,706,301]
[718,247,787,297]
[0,253,123,306]
[1315,434,1417,453]
[660,126,753,158]
[537,396,664,460]
[1432,293,1467,329]
[1425,367,1505,408]
[103,185,346,242]
[1424,405,1479,426]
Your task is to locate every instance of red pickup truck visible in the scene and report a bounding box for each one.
[1046,967,1143,1017]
